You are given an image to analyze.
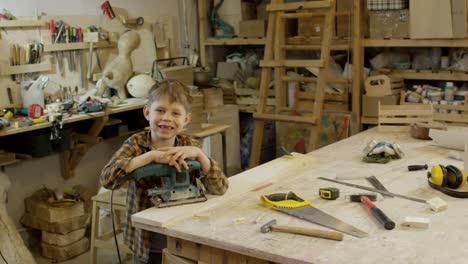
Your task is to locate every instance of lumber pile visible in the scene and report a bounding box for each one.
[20,188,90,262]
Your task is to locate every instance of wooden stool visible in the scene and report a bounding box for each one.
[181,123,230,173]
[90,189,132,264]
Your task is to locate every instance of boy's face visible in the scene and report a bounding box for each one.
[143,95,191,141]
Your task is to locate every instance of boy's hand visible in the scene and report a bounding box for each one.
[158,146,203,172]
[151,150,173,164]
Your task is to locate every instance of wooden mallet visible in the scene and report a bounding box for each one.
[260,219,343,241]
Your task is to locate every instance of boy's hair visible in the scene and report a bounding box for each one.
[147,79,192,111]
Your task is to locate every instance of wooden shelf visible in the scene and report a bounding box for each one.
[43,41,115,52]
[363,38,468,47]
[204,37,266,46]
[287,36,352,50]
[0,62,51,75]
[388,69,468,81]
[0,20,43,28]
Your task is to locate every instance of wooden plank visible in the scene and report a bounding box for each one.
[287,36,351,50]
[389,69,468,81]
[380,109,434,116]
[434,113,468,123]
[0,61,51,75]
[352,0,362,128]
[0,19,43,27]
[260,60,323,67]
[132,153,315,227]
[250,0,279,167]
[43,41,114,52]
[204,38,266,46]
[280,13,327,19]
[363,38,468,47]
[297,91,347,101]
[253,113,317,124]
[133,126,468,263]
[267,1,331,12]
[379,117,432,124]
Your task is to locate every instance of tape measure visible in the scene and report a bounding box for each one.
[319,188,340,200]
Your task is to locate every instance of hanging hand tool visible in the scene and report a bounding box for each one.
[261,192,368,238]
[101,1,115,19]
[350,195,395,230]
[408,164,428,171]
[318,177,426,203]
[84,26,99,80]
[260,219,343,241]
[319,187,340,200]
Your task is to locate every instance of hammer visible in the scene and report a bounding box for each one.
[260,219,343,241]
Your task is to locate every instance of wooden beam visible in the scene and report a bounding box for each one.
[267,1,331,12]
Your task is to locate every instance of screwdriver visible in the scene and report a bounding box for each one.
[408,164,428,171]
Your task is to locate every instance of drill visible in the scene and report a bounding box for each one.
[0,111,13,130]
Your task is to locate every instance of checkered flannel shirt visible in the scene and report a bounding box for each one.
[367,0,408,10]
[100,131,229,262]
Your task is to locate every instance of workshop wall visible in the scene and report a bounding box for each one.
[1,0,198,230]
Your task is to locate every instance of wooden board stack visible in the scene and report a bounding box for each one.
[21,191,90,262]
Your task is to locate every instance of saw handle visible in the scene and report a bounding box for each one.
[271,224,343,241]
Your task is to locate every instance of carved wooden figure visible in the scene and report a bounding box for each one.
[97,30,141,99]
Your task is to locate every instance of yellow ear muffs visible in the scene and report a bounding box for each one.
[445,165,466,189]
[427,165,468,198]
[429,165,447,187]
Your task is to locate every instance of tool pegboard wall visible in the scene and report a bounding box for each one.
[0,15,179,109]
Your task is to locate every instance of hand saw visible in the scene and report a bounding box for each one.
[261,192,368,238]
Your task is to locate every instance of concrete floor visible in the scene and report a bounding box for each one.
[33,247,133,264]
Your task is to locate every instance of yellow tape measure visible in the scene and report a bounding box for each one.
[319,188,340,200]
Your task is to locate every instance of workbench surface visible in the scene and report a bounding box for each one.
[132,127,468,264]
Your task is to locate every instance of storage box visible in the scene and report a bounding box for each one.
[239,20,266,38]
[368,0,408,10]
[298,12,325,37]
[369,9,409,39]
[362,95,400,117]
[336,0,353,37]
[410,0,466,39]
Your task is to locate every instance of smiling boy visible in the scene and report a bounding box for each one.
[100,79,229,263]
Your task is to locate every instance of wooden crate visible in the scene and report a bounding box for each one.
[235,87,275,112]
[24,197,85,223]
[433,97,468,124]
[21,213,90,235]
[41,237,89,262]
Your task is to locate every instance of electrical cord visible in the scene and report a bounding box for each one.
[111,174,134,264]
[110,186,122,264]
[0,249,8,264]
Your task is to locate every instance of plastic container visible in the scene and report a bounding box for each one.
[454,91,468,101]
[427,91,444,102]
[444,82,455,101]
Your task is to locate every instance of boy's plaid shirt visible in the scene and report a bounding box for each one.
[100,131,229,262]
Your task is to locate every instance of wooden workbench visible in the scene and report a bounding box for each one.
[132,127,468,264]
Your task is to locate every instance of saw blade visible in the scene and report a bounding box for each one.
[276,206,368,238]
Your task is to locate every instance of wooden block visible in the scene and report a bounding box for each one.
[202,88,224,109]
[162,248,196,264]
[41,228,86,246]
[41,237,89,262]
[21,213,90,235]
[161,65,194,86]
[426,197,448,212]
[239,20,266,38]
[24,197,85,223]
[400,217,430,229]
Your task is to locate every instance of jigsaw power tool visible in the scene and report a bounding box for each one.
[131,160,207,208]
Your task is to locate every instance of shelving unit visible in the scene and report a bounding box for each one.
[0,61,51,75]
[43,41,115,52]
[0,19,44,28]
[354,0,468,127]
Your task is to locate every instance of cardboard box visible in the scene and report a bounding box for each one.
[298,11,325,37]
[362,95,400,117]
[239,20,266,38]
[369,9,409,39]
[336,0,353,37]
[410,0,466,39]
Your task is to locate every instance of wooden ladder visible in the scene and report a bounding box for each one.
[250,0,336,167]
